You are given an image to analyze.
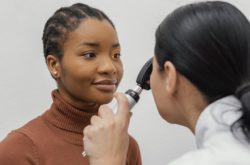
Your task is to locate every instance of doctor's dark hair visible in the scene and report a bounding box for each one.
[154,1,250,141]
[42,3,115,59]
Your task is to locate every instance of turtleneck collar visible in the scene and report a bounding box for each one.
[44,90,97,134]
[195,95,244,148]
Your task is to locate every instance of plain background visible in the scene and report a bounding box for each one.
[0,0,249,164]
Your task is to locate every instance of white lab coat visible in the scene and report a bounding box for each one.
[169,96,250,165]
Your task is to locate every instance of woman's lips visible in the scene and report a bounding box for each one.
[92,80,117,92]
[94,84,116,92]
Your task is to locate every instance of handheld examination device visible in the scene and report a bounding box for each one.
[124,58,152,110]
[108,58,152,111]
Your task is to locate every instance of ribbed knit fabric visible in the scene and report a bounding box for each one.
[0,90,142,165]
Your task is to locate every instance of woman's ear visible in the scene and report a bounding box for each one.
[46,55,60,79]
[163,61,177,95]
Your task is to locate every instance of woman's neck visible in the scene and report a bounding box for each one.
[57,88,100,112]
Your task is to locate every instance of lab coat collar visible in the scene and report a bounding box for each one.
[195,95,242,148]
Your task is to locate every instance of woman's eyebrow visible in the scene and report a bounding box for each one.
[79,42,119,48]
[79,42,100,47]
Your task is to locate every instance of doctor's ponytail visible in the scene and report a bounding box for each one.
[234,84,250,141]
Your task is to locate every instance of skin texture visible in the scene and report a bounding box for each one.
[46,18,123,112]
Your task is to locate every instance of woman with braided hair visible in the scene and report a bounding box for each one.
[0,3,141,165]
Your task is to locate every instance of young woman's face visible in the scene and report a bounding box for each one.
[56,18,123,110]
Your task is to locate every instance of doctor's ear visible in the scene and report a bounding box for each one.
[46,55,61,79]
[163,61,178,95]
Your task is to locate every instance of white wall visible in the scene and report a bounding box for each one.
[1,0,249,165]
[0,0,68,138]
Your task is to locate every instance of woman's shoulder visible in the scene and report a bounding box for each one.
[0,129,39,164]
[128,134,140,152]
[128,134,138,145]
[11,115,46,139]
[127,134,142,165]
[0,115,49,149]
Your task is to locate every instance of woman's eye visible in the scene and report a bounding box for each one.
[82,52,96,59]
[113,53,121,59]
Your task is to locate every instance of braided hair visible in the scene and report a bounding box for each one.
[42,3,115,59]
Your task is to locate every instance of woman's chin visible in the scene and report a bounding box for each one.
[95,95,114,104]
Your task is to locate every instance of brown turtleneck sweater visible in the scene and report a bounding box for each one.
[0,90,142,165]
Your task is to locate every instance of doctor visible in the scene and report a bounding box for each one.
[83,1,250,164]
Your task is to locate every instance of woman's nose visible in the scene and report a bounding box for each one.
[98,57,117,75]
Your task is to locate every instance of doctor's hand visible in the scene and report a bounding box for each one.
[83,92,132,165]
